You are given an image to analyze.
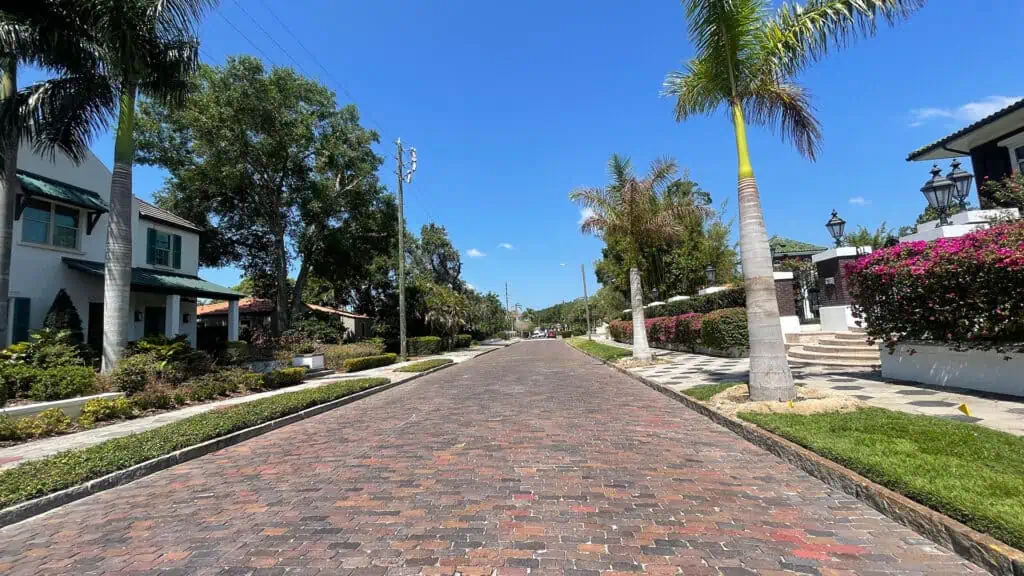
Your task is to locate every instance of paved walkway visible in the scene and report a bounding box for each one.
[602,338,1024,436]
[0,346,501,471]
[0,341,980,574]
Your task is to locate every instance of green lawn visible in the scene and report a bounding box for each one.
[679,382,741,402]
[396,358,453,373]
[568,337,632,362]
[739,407,1024,550]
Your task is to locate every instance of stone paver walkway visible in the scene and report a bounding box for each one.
[605,338,1024,436]
[0,346,501,471]
[0,341,981,574]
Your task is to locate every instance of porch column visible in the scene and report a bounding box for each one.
[227,299,240,342]
[165,294,181,338]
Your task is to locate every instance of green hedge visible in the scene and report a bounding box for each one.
[322,341,386,370]
[453,334,472,349]
[700,307,749,350]
[262,367,307,389]
[396,358,452,373]
[343,353,398,372]
[407,336,442,356]
[0,377,389,509]
[26,366,98,402]
[621,287,745,321]
[78,397,136,427]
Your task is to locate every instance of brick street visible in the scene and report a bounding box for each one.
[0,341,981,575]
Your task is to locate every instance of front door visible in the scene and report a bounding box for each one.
[144,306,166,337]
[88,302,103,352]
[11,297,30,344]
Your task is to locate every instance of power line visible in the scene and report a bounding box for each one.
[215,8,279,66]
[229,0,310,76]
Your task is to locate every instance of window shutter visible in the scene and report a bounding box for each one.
[172,234,182,269]
[12,298,31,344]
[146,228,156,265]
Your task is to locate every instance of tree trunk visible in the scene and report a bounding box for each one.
[273,230,288,334]
[629,266,652,361]
[732,102,795,401]
[0,60,17,348]
[102,87,137,373]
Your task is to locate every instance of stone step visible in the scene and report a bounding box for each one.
[802,343,881,357]
[787,346,881,367]
[815,337,879,350]
[832,332,873,342]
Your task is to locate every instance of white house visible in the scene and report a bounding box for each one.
[6,144,243,349]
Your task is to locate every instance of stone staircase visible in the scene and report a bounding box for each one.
[786,329,881,368]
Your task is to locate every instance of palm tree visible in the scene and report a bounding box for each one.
[91,0,215,371]
[571,154,706,361]
[0,3,116,347]
[663,0,922,401]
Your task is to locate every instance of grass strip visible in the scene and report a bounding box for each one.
[739,407,1024,550]
[0,377,389,510]
[568,337,632,362]
[679,382,741,402]
[396,358,453,373]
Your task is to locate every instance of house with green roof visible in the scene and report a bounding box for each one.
[768,236,827,264]
[6,144,243,349]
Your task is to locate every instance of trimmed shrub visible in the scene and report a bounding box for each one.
[407,336,442,356]
[79,397,136,427]
[608,319,632,343]
[343,353,397,372]
[0,416,20,441]
[396,358,452,373]
[221,341,252,365]
[559,330,573,339]
[18,408,71,438]
[621,287,746,321]
[131,388,174,412]
[700,308,749,350]
[454,334,472,349]
[232,371,266,392]
[111,354,153,395]
[847,222,1024,352]
[323,341,386,370]
[27,366,98,401]
[0,375,5,407]
[677,313,703,345]
[43,289,84,345]
[262,367,307,390]
[0,364,40,399]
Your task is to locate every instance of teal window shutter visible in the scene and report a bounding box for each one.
[146,228,157,265]
[12,298,31,344]
[172,234,182,269]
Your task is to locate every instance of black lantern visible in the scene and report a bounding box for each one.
[825,210,846,247]
[921,164,955,226]
[651,288,659,302]
[705,265,715,286]
[946,159,973,210]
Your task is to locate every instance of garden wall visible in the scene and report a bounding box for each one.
[881,343,1024,397]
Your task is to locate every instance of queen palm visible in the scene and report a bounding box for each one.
[571,154,705,361]
[663,0,922,400]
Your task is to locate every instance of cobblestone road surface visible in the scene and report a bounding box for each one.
[0,341,981,575]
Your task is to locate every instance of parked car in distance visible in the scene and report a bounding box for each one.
[546,330,556,338]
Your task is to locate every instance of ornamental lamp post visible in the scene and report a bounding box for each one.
[921,164,956,226]
[825,210,846,247]
[705,265,715,286]
[650,287,659,303]
[946,159,974,210]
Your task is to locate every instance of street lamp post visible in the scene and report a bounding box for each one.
[825,210,846,247]
[704,265,715,287]
[946,159,974,210]
[920,164,956,227]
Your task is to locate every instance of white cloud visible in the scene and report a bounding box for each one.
[909,95,1021,127]
[467,248,486,258]
[466,283,475,290]
[498,242,514,250]
[848,196,869,206]
[559,262,567,267]
[577,207,595,226]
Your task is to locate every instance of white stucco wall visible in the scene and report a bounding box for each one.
[131,198,200,276]
[881,342,1024,397]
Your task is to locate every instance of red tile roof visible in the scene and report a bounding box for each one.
[196,297,369,319]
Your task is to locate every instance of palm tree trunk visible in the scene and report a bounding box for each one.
[732,102,795,401]
[102,86,137,373]
[0,60,17,348]
[629,266,652,361]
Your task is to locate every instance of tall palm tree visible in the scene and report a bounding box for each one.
[92,0,215,371]
[663,0,922,401]
[0,3,116,347]
[572,154,705,361]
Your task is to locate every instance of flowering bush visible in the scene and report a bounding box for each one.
[609,320,632,343]
[621,287,745,321]
[700,308,748,350]
[612,312,727,350]
[846,221,1024,352]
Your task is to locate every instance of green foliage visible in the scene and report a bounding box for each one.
[127,335,211,384]
[284,313,346,345]
[0,364,41,401]
[740,407,1024,550]
[622,287,745,321]
[0,377,389,509]
[418,223,463,291]
[0,329,86,370]
[453,334,472,349]
[0,416,21,441]
[395,358,453,373]
[221,341,253,365]
[343,354,398,372]
[567,337,632,362]
[26,366,98,402]
[131,388,174,412]
[17,408,72,439]
[322,341,387,370]
[981,172,1024,211]
[110,354,154,395]
[43,290,84,345]
[699,308,749,350]
[262,367,307,390]
[407,336,442,356]
[679,382,741,402]
[843,222,895,250]
[423,283,470,345]
[78,397,136,427]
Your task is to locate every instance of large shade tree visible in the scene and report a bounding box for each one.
[663,0,922,400]
[571,154,705,361]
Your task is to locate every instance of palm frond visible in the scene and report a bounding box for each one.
[743,79,822,160]
[662,57,727,122]
[137,36,201,105]
[150,0,219,36]
[21,73,117,162]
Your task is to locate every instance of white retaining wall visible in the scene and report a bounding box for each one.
[881,342,1024,397]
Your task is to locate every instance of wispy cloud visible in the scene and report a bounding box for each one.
[466,283,475,290]
[909,95,1021,127]
[467,248,486,258]
[848,196,870,206]
[577,207,595,226]
[497,242,514,250]
[559,262,567,267]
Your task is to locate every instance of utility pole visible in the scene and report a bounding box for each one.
[505,281,511,338]
[581,263,592,340]
[395,139,416,359]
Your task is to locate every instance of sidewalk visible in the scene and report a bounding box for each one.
[0,346,501,471]
[597,337,1024,436]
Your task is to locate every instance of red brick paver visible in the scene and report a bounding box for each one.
[0,342,981,575]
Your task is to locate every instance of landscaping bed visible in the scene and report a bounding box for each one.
[567,338,632,362]
[0,377,388,510]
[678,382,740,402]
[609,307,749,357]
[396,358,453,373]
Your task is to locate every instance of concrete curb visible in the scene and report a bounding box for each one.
[0,346,504,529]
[566,341,1024,576]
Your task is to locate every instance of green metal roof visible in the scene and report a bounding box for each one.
[63,258,243,300]
[769,236,827,257]
[18,171,108,213]
[906,97,1024,161]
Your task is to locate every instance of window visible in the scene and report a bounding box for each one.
[1015,146,1024,173]
[146,228,182,269]
[20,197,79,249]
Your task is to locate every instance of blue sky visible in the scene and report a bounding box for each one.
[30,0,1024,309]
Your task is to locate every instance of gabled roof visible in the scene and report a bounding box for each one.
[196,297,275,316]
[63,258,243,300]
[769,236,827,257]
[18,170,108,213]
[906,97,1024,161]
[306,303,369,319]
[136,197,201,232]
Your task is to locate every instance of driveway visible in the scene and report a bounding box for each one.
[0,341,980,574]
